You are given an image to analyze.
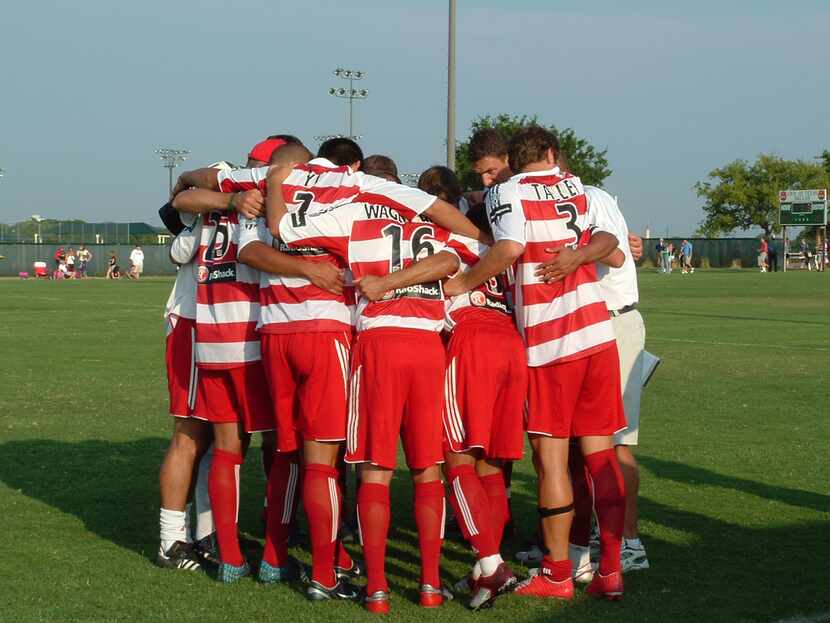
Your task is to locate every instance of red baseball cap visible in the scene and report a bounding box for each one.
[247,138,286,163]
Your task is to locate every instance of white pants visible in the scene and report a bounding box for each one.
[611,309,645,446]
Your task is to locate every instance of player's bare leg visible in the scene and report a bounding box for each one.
[580,435,625,599]
[445,451,515,609]
[157,418,210,570]
[209,421,250,582]
[514,435,574,600]
[301,440,359,601]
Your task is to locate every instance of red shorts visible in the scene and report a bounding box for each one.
[165,316,197,418]
[193,363,274,433]
[527,345,626,438]
[346,328,445,470]
[443,322,527,459]
[260,331,351,453]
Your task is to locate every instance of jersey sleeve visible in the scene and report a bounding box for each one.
[170,217,202,265]
[237,215,268,252]
[355,173,437,220]
[217,166,269,194]
[485,181,526,246]
[585,186,627,242]
[278,204,355,261]
[446,233,487,267]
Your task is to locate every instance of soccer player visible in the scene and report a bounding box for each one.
[277,166,480,613]
[417,166,524,609]
[445,126,628,601]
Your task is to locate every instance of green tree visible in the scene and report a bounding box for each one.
[694,154,830,237]
[454,114,611,190]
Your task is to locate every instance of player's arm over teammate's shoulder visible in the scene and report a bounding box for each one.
[169,215,202,265]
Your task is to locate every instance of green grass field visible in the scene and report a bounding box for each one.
[1,271,828,623]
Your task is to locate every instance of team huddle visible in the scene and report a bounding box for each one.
[155,127,650,613]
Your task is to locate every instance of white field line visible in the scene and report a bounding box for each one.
[773,613,830,623]
[648,337,829,352]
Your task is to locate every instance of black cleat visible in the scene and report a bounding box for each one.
[335,558,364,580]
[157,541,202,571]
[193,534,220,567]
[306,578,360,601]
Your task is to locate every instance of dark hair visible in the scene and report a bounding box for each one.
[417,166,462,205]
[266,134,303,145]
[317,138,363,166]
[469,128,508,163]
[362,154,398,178]
[508,126,560,173]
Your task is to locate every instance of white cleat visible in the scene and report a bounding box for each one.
[621,541,650,573]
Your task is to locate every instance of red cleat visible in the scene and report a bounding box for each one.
[514,571,574,600]
[587,570,624,600]
[419,584,444,608]
[364,590,391,614]
[468,563,517,610]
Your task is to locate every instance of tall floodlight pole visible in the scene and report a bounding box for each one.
[330,69,368,139]
[155,148,190,196]
[447,0,457,170]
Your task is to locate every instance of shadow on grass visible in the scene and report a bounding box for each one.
[3,438,829,622]
[638,455,830,513]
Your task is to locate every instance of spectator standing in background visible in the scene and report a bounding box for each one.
[65,248,76,278]
[665,242,674,274]
[54,246,65,269]
[129,245,145,279]
[799,239,811,271]
[680,240,693,274]
[767,239,779,272]
[78,245,92,278]
[106,253,118,279]
[655,239,666,273]
[758,238,769,272]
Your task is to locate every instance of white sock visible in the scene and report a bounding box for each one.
[478,553,503,577]
[194,447,214,541]
[624,537,643,549]
[568,543,590,570]
[160,508,187,552]
[471,560,482,580]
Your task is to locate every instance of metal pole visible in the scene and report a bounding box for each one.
[168,165,174,197]
[782,226,787,273]
[348,76,354,138]
[446,0,456,170]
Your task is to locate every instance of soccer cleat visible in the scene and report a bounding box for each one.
[468,562,517,610]
[587,570,623,600]
[193,534,220,567]
[515,543,545,565]
[335,558,364,580]
[363,589,391,614]
[621,542,650,573]
[257,557,304,584]
[573,560,596,584]
[569,543,595,584]
[419,584,445,608]
[217,561,251,583]
[306,578,360,602]
[157,541,201,571]
[514,569,574,600]
[453,573,477,594]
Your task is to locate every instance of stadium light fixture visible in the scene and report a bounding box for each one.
[155,148,190,196]
[31,214,45,243]
[328,68,369,140]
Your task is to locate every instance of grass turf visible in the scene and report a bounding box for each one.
[1,270,828,623]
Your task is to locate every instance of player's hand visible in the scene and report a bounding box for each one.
[535,246,583,283]
[442,274,469,297]
[304,262,344,295]
[170,176,187,199]
[231,189,265,219]
[354,275,393,302]
[628,233,643,261]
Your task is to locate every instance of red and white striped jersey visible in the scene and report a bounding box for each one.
[279,193,466,333]
[485,167,615,366]
[194,210,261,369]
[444,235,515,331]
[220,159,436,334]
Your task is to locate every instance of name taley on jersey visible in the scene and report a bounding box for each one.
[390,282,441,299]
[528,177,584,201]
[363,203,406,224]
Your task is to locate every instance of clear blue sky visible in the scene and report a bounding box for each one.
[2,0,828,236]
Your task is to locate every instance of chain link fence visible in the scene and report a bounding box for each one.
[0,243,176,277]
[640,238,767,268]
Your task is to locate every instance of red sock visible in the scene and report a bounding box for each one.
[568,449,594,547]
[262,452,300,567]
[357,482,390,594]
[583,448,625,575]
[479,471,508,550]
[447,466,498,558]
[303,463,341,587]
[541,556,572,582]
[208,448,244,566]
[414,480,445,587]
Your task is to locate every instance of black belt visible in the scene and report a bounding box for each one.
[609,303,637,317]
